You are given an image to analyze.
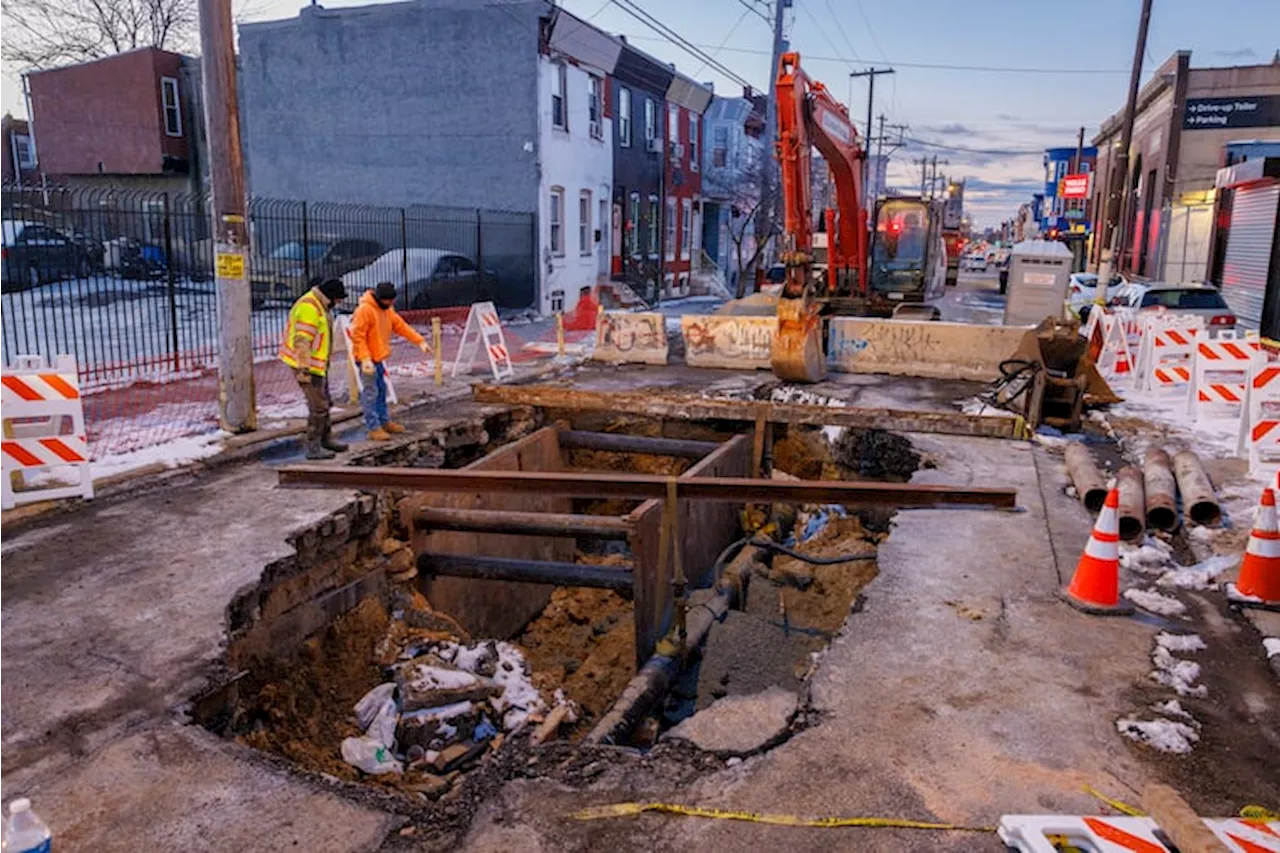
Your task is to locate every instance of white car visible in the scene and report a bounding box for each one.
[340,248,494,310]
[1067,272,1127,317]
[960,253,987,272]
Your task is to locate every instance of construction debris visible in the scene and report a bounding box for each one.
[663,686,798,757]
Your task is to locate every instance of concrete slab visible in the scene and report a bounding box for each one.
[663,686,797,756]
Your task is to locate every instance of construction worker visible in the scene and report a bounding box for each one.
[280,277,349,460]
[350,281,430,441]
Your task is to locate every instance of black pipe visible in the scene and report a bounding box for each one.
[557,430,719,460]
[418,553,634,591]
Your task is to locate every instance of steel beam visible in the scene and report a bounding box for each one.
[418,553,634,591]
[414,507,631,540]
[471,383,1025,439]
[557,430,719,459]
[279,465,1017,509]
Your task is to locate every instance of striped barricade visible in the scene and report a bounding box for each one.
[452,300,514,381]
[2,354,94,510]
[999,814,1280,852]
[1135,315,1202,397]
[1191,331,1260,421]
[1240,363,1280,477]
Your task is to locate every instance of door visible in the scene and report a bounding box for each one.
[598,198,609,279]
[1221,182,1280,333]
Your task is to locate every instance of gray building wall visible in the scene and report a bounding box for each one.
[239,0,544,212]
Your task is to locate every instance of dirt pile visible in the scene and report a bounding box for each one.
[830,429,921,481]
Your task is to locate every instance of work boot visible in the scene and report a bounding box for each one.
[305,441,337,460]
[383,421,406,434]
[322,434,349,453]
[368,427,392,441]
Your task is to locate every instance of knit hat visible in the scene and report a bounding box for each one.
[375,281,397,303]
[317,278,347,301]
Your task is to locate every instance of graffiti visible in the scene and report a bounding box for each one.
[594,312,668,365]
[682,316,776,369]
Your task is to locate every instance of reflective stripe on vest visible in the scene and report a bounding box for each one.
[280,292,332,374]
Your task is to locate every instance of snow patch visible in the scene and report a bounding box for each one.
[1264,638,1280,659]
[1156,554,1236,590]
[1123,587,1187,616]
[1119,539,1174,574]
[1151,647,1208,698]
[1116,716,1200,754]
[770,386,846,408]
[90,431,228,481]
[1155,632,1206,653]
[1187,524,1219,544]
[1151,699,1196,721]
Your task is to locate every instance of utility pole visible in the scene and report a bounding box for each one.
[848,68,894,204]
[919,158,929,196]
[199,0,256,431]
[1072,125,1085,175]
[760,0,790,250]
[1096,0,1154,289]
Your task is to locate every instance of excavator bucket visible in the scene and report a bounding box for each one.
[771,297,827,382]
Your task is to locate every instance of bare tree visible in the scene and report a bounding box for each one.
[705,157,782,298]
[3,0,199,67]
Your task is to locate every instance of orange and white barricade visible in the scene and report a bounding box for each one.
[452,300,513,381]
[2,354,94,510]
[999,814,1280,852]
[1134,314,1202,396]
[1240,363,1280,477]
[1190,331,1260,421]
[1094,313,1134,383]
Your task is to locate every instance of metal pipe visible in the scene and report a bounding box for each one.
[280,466,1019,509]
[414,507,631,540]
[1064,442,1108,513]
[1172,450,1221,526]
[557,430,719,459]
[1143,448,1178,532]
[417,553,633,591]
[1116,465,1146,542]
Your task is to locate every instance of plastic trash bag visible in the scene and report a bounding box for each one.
[354,683,396,730]
[340,736,403,775]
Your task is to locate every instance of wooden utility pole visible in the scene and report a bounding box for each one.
[1096,0,1154,285]
[200,0,256,432]
[760,0,790,244]
[848,68,894,210]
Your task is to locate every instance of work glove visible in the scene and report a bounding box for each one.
[418,341,432,355]
[361,359,375,377]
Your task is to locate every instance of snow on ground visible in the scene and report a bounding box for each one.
[1264,638,1280,659]
[1102,386,1243,462]
[1119,538,1174,574]
[1123,587,1187,616]
[90,431,228,480]
[1116,716,1200,754]
[1151,646,1208,698]
[1155,632,1206,653]
[1156,554,1236,590]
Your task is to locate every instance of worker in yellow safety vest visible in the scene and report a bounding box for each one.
[280,277,349,459]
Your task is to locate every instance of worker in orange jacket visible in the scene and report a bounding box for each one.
[349,282,430,440]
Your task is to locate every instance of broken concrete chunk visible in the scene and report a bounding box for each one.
[662,685,798,757]
[397,701,479,751]
[404,772,450,799]
[431,743,473,773]
[394,659,501,711]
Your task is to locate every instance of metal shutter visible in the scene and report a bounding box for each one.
[1221,183,1280,331]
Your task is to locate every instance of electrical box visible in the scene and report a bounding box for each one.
[1003,239,1073,327]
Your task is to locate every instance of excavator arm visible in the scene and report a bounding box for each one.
[772,52,868,382]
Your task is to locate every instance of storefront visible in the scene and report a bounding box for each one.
[1214,156,1280,339]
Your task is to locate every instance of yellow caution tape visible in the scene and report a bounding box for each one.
[1082,786,1145,817]
[569,802,994,832]
[1241,805,1280,821]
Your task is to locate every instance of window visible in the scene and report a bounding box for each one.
[13,134,35,169]
[618,87,632,147]
[627,191,640,256]
[681,198,692,257]
[549,187,564,256]
[647,194,659,255]
[668,104,679,142]
[579,190,592,255]
[161,77,182,137]
[645,99,657,141]
[588,76,602,139]
[552,63,567,130]
[665,196,676,259]
[712,125,729,168]
[689,116,699,170]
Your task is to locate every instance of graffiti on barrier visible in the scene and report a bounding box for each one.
[681,316,777,369]
[594,312,668,365]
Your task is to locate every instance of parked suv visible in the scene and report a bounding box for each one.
[2,220,93,291]
[251,235,384,306]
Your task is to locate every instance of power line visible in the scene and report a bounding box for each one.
[903,136,1043,156]
[608,0,757,90]
[794,0,859,74]
[731,0,772,26]
[822,0,863,65]
[620,36,1130,75]
[693,7,754,79]
[854,0,888,61]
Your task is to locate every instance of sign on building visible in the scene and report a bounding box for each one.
[1183,95,1280,130]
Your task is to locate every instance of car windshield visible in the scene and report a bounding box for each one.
[874,202,928,268]
[1141,289,1228,310]
[269,240,330,261]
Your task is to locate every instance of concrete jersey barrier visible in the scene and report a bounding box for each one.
[828,318,1032,382]
[593,311,669,366]
[682,315,777,370]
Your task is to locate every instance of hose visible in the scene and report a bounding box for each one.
[977,357,1040,413]
[749,537,875,564]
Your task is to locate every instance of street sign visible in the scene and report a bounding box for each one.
[1060,173,1090,199]
[1183,95,1280,130]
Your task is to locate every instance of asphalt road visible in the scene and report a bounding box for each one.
[939,270,1006,326]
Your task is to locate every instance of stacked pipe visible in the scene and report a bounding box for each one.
[1063,444,1220,540]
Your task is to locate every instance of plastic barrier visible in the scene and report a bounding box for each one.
[681,315,777,370]
[999,814,1280,853]
[2,354,94,510]
[593,311,669,366]
[453,301,514,381]
[1134,315,1202,396]
[827,318,1032,381]
[1240,363,1280,477]
[1085,311,1134,384]
[1190,331,1258,421]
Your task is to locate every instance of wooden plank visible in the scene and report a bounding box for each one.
[472,383,1024,439]
[680,434,751,589]
[407,427,572,639]
[626,498,665,668]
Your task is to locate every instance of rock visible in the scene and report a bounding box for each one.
[394,658,501,711]
[398,701,479,750]
[662,686,798,757]
[405,772,450,799]
[431,741,487,773]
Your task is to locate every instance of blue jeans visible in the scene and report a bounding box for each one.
[360,361,389,430]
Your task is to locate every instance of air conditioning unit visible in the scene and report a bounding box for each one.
[646,137,661,153]
[671,142,685,158]
[589,120,602,139]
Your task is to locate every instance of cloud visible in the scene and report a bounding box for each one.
[920,122,973,135]
[1213,47,1256,60]
[965,177,1044,195]
[995,113,1019,121]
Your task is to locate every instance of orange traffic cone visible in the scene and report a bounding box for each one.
[1061,488,1135,615]
[1225,487,1280,611]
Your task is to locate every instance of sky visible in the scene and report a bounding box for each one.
[3,0,1277,226]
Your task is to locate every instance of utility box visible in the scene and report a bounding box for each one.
[1003,240,1073,326]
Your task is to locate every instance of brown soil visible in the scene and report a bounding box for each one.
[565,448,692,517]
[772,428,835,480]
[773,516,881,639]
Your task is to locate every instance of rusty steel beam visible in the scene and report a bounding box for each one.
[557,430,720,459]
[279,465,1017,509]
[471,383,1025,439]
[418,553,633,591]
[414,507,631,540]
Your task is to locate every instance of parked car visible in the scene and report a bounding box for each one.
[1,220,93,291]
[1092,282,1237,335]
[1067,272,1128,318]
[251,235,384,306]
[960,253,987,272]
[341,249,496,310]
